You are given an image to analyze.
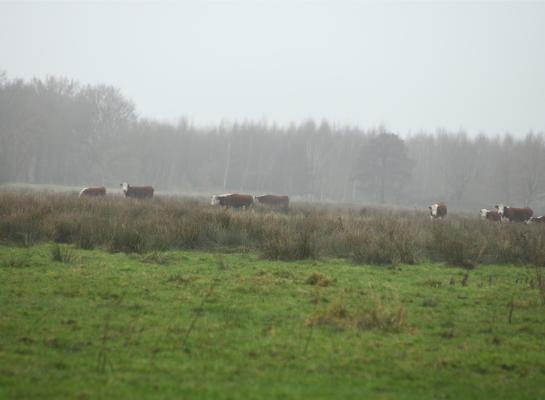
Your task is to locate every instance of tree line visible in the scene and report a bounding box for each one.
[1,73,545,211]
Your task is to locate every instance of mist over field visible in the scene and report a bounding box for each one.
[1,1,545,212]
[1,73,545,212]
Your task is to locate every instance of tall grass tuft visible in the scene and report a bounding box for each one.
[428,219,487,268]
[350,215,420,265]
[306,293,408,333]
[50,244,78,264]
[356,293,408,333]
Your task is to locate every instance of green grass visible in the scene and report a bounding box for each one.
[1,244,545,399]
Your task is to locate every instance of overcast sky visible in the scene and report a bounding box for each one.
[1,1,544,135]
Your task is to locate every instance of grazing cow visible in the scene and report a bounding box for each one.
[254,194,289,208]
[526,215,545,224]
[79,186,106,198]
[495,204,533,223]
[120,183,154,199]
[210,193,253,209]
[429,202,447,219]
[480,208,502,222]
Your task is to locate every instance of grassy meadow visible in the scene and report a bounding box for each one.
[1,191,545,398]
[1,244,545,399]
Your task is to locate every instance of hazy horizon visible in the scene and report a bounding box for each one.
[1,1,545,136]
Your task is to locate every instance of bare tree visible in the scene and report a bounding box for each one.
[514,133,545,206]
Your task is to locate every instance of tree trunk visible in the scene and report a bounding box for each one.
[380,174,385,204]
[223,140,231,191]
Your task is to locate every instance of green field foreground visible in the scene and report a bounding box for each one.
[1,244,545,399]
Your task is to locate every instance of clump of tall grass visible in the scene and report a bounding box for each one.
[428,219,487,268]
[490,224,545,266]
[305,272,333,287]
[306,300,350,330]
[258,213,320,260]
[349,215,421,265]
[355,293,408,333]
[108,225,146,253]
[1,257,31,268]
[141,251,171,265]
[306,293,408,333]
[50,244,79,264]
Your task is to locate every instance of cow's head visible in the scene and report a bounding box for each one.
[210,195,220,205]
[120,182,130,193]
[480,209,489,219]
[495,204,505,216]
[429,203,438,217]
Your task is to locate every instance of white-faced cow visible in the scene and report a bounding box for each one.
[495,204,533,223]
[120,183,154,199]
[480,208,502,222]
[429,202,447,219]
[254,194,289,208]
[79,186,106,198]
[210,193,253,209]
[526,215,545,224]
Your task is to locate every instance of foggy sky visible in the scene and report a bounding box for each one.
[1,1,544,136]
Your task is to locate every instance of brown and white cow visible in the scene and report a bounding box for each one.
[79,186,106,198]
[480,208,502,222]
[526,215,545,224]
[254,194,289,208]
[210,193,253,209]
[495,204,533,223]
[120,183,154,199]
[429,202,447,219]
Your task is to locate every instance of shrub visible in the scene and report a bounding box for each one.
[428,219,486,268]
[52,219,80,244]
[108,226,146,253]
[258,213,320,261]
[350,216,419,265]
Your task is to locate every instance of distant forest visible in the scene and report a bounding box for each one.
[1,73,545,211]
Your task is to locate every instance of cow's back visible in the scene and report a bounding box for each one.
[126,186,154,199]
[256,195,289,207]
[486,210,502,221]
[79,187,106,197]
[505,207,533,222]
[221,193,253,208]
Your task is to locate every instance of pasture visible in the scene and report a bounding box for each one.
[1,191,545,398]
[1,244,545,399]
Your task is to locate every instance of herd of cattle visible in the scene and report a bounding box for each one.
[79,183,154,199]
[79,185,543,223]
[78,184,289,207]
[429,202,545,224]
[210,193,289,207]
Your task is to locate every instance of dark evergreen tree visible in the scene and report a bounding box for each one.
[353,132,413,204]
